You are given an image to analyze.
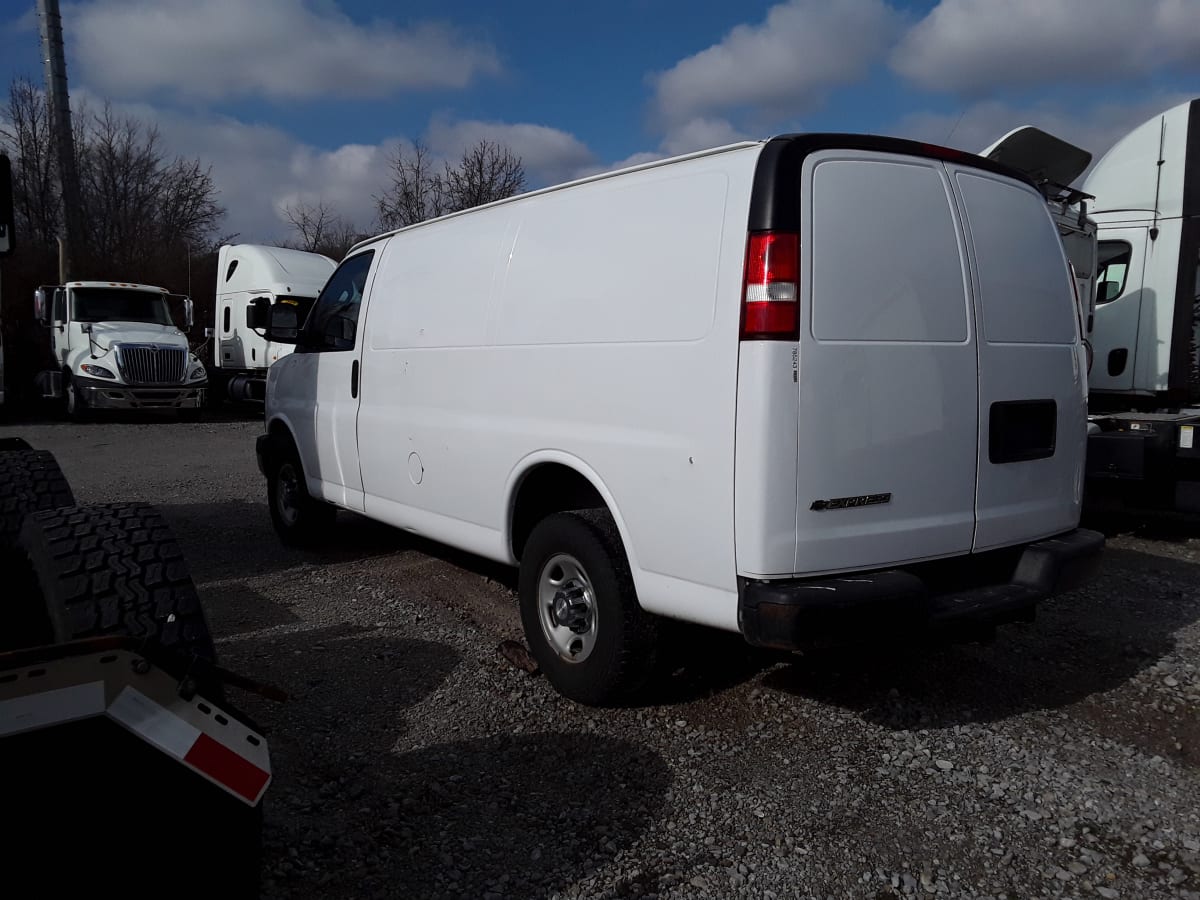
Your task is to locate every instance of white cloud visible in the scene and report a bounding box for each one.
[62,92,605,241]
[660,117,752,156]
[650,0,900,130]
[422,118,597,188]
[65,0,501,102]
[893,94,1196,181]
[892,0,1200,94]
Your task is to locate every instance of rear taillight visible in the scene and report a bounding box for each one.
[741,231,799,340]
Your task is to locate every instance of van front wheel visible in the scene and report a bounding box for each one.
[267,446,335,547]
[518,510,658,705]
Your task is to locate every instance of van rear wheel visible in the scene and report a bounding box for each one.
[267,444,335,547]
[518,510,658,705]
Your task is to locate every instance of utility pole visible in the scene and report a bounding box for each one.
[37,0,83,283]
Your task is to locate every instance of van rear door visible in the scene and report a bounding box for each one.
[793,150,979,573]
[950,166,1087,549]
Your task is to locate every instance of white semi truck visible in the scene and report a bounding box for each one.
[207,243,335,404]
[33,280,207,420]
[985,97,1200,513]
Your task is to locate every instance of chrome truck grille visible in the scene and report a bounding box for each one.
[115,344,187,385]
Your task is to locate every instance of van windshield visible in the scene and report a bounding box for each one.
[71,288,175,326]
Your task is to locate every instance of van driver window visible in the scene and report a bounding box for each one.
[301,250,375,352]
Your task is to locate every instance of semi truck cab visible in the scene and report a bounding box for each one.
[34,281,207,419]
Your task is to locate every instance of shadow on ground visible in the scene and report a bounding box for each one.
[220,624,670,900]
[763,546,1200,729]
[161,501,413,583]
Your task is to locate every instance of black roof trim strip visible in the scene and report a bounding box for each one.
[748,133,1038,232]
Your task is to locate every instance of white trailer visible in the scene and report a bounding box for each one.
[208,243,335,403]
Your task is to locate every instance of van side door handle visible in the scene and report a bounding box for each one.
[351,359,359,399]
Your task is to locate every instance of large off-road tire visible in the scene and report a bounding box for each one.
[518,510,659,706]
[8,504,261,897]
[267,441,336,547]
[13,503,217,663]
[0,447,75,554]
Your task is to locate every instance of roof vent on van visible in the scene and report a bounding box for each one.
[741,231,799,340]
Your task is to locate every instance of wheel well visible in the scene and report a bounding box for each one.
[268,418,294,445]
[510,464,607,560]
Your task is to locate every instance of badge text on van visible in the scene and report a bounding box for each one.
[810,492,892,512]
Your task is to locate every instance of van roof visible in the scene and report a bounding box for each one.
[347,133,1033,255]
[347,139,765,254]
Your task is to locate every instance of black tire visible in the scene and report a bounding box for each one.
[267,440,336,547]
[518,510,659,705]
[14,503,218,663]
[0,448,75,553]
[9,505,261,896]
[64,373,91,423]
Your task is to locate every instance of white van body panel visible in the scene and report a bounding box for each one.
[794,152,979,573]
[352,149,759,624]
[949,166,1087,547]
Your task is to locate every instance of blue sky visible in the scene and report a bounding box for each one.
[2,0,1198,241]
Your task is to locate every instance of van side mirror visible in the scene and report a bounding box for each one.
[247,296,272,331]
[266,302,300,344]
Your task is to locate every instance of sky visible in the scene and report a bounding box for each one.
[2,0,1198,243]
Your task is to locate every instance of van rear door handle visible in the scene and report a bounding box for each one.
[351,359,359,398]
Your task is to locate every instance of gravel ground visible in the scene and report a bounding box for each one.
[4,415,1200,900]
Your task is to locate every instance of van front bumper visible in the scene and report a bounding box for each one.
[76,375,206,410]
[738,528,1104,650]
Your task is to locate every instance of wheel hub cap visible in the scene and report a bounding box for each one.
[537,554,598,664]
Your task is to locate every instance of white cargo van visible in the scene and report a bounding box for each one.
[257,134,1104,705]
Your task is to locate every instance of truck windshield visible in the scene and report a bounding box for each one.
[71,288,174,326]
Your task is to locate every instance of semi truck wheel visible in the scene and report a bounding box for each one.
[0,448,75,553]
[518,510,659,705]
[13,503,218,665]
[267,443,336,547]
[64,374,91,423]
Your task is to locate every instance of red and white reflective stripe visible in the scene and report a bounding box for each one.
[108,686,270,803]
[0,681,105,737]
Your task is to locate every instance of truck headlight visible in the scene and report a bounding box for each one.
[81,363,116,379]
[188,364,207,381]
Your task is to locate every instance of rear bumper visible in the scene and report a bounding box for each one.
[738,528,1104,650]
[76,374,206,410]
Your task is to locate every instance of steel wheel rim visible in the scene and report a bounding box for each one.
[276,461,301,527]
[537,553,598,664]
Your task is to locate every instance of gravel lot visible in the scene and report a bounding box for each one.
[4,415,1200,900]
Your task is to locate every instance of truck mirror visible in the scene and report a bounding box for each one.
[247,296,272,331]
[267,302,299,344]
[34,287,48,325]
[183,296,194,330]
[0,153,14,258]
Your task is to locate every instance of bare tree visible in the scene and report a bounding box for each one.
[376,140,447,229]
[75,104,223,276]
[376,138,525,229]
[1,78,60,247]
[282,199,360,259]
[443,140,525,212]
